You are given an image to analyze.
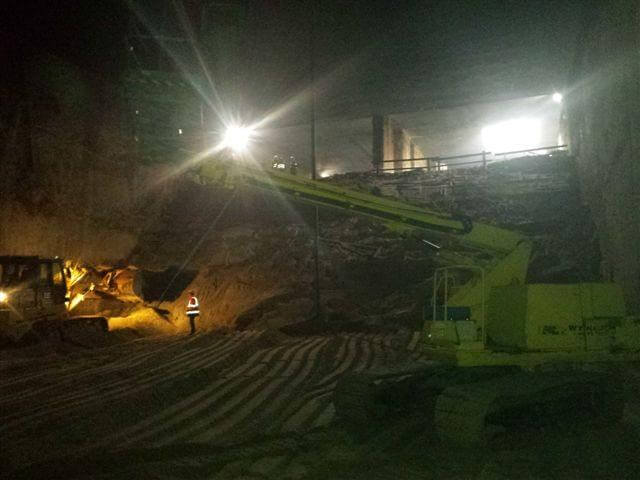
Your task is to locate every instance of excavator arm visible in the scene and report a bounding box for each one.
[199,160,527,254]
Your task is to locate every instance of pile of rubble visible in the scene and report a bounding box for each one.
[327,152,599,283]
[328,153,575,206]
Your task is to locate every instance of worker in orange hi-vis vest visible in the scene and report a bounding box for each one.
[186,291,200,335]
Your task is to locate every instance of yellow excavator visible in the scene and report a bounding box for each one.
[0,256,108,344]
[199,156,640,443]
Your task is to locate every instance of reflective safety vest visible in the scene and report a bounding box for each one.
[187,296,200,315]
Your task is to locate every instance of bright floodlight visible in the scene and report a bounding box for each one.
[223,125,253,153]
[0,291,7,303]
[552,92,563,103]
[481,118,542,153]
[319,169,335,178]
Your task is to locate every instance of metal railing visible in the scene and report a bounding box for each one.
[375,144,568,174]
[493,144,568,160]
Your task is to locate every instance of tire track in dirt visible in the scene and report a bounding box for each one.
[0,332,261,432]
[0,334,195,390]
[2,331,291,468]
[132,337,320,447]
[280,331,414,433]
[255,334,350,434]
[4,330,430,478]
[93,342,294,450]
[106,338,308,447]
[274,332,374,434]
[264,333,355,433]
[0,334,211,401]
[407,331,421,352]
[222,334,344,437]
[0,334,212,403]
[199,337,331,442]
[155,336,328,445]
[0,333,236,424]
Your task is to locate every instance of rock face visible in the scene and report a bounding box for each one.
[567,0,640,313]
[328,153,601,285]
[0,55,180,263]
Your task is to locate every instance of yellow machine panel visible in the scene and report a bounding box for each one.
[487,283,628,352]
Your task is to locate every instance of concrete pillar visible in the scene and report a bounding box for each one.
[393,126,404,172]
[410,143,416,169]
[372,115,384,174]
[383,117,394,168]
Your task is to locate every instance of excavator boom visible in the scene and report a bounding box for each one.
[199,160,526,254]
[199,159,532,328]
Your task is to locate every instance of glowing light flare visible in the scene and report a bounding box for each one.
[319,169,335,178]
[552,92,563,103]
[68,293,85,312]
[223,125,254,153]
[481,118,542,153]
[65,264,87,288]
[0,291,8,302]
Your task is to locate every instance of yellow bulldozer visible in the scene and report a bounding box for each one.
[0,256,108,344]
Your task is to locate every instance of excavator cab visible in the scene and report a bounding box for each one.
[423,265,486,348]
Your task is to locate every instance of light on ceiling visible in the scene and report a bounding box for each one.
[481,118,542,153]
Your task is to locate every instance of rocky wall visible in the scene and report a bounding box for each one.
[567,0,640,312]
[0,55,181,263]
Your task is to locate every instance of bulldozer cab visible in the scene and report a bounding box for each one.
[0,256,66,293]
[1,261,36,287]
[0,257,69,341]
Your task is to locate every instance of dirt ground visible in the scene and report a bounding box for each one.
[2,329,640,480]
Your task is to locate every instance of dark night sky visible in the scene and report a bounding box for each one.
[1,0,587,119]
[1,1,583,70]
[1,0,128,77]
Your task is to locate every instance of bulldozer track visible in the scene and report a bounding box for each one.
[1,330,426,476]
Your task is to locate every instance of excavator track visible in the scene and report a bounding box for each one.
[435,370,626,444]
[334,365,515,426]
[335,366,625,445]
